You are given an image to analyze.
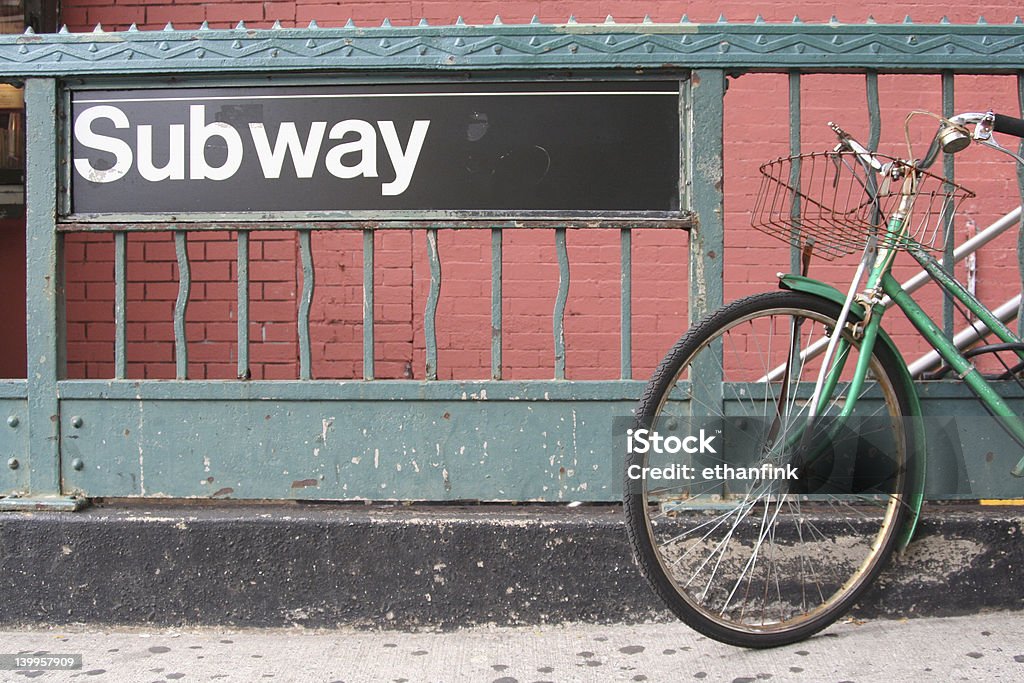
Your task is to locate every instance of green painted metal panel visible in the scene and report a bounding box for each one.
[59,394,631,502]
[917,385,1024,499]
[0,398,29,496]
[52,387,1024,501]
[1,22,1023,77]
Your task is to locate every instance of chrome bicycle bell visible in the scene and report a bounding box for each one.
[938,123,971,153]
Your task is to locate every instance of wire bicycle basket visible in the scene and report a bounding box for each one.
[752,150,975,261]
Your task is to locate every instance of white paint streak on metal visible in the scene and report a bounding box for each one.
[137,399,146,495]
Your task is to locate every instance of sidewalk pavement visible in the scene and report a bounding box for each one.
[2,612,1023,682]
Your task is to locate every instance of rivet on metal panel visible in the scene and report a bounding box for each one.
[6,416,17,428]
[6,458,17,470]
[71,416,83,429]
[71,459,84,471]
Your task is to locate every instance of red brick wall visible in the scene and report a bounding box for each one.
[48,1,1024,382]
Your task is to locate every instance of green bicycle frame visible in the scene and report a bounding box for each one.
[800,207,1024,478]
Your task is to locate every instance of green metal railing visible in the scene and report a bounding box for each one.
[0,19,1022,509]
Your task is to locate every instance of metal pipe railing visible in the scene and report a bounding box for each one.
[906,294,1022,377]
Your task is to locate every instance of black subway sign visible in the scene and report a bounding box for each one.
[69,82,681,216]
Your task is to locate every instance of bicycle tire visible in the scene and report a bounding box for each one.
[624,291,913,648]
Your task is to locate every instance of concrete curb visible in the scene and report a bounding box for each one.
[0,503,1020,628]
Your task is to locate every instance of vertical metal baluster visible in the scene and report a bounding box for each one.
[688,69,726,433]
[553,228,569,380]
[866,71,881,150]
[114,231,127,379]
[363,229,375,380]
[688,69,725,326]
[425,229,441,380]
[491,228,502,380]
[23,78,65,501]
[620,228,632,379]
[1016,73,1024,337]
[789,71,802,274]
[298,229,314,380]
[173,231,190,380]
[942,71,956,339]
[236,232,250,379]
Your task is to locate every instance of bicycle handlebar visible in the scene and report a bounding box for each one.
[992,113,1024,139]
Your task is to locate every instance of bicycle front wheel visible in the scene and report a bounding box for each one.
[624,291,913,647]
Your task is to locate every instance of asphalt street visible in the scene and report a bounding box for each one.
[1,612,1023,682]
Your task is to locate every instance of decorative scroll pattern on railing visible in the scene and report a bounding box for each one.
[2,20,1024,75]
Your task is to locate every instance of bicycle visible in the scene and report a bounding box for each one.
[623,108,1024,648]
